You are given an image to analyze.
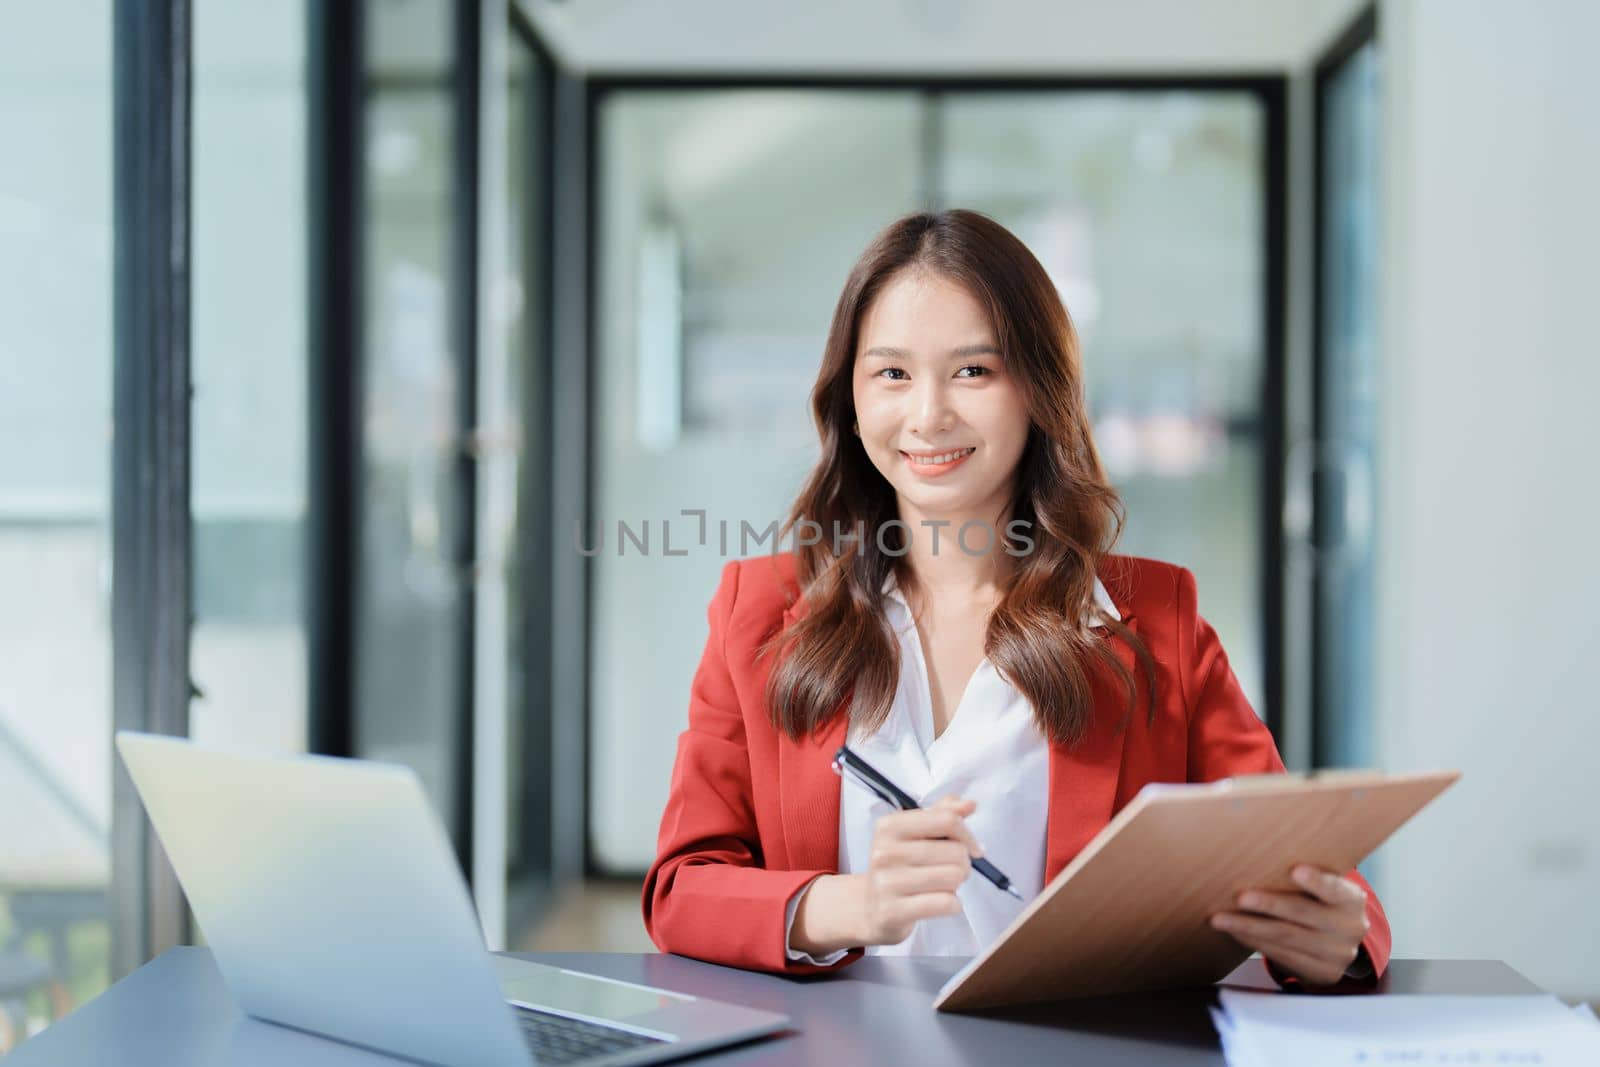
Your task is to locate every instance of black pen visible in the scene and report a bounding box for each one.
[832,745,1024,901]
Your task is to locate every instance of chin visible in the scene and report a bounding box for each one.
[898,482,993,514]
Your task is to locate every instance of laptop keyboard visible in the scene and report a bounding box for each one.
[511,1004,669,1065]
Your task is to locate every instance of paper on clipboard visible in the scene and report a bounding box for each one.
[933,768,1460,1013]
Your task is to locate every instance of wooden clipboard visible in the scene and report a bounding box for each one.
[933,768,1460,1013]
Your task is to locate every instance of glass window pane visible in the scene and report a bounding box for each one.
[190,0,309,756]
[0,0,114,1038]
[357,0,466,842]
[1317,42,1380,768]
[939,91,1267,713]
[590,90,924,872]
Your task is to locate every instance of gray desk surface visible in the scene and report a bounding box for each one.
[6,948,1541,1067]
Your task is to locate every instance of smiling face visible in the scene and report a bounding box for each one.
[850,269,1032,527]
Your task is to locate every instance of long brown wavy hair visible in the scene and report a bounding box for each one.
[760,209,1155,748]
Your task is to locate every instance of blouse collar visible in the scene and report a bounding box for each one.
[881,567,1121,628]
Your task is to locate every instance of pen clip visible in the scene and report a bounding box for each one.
[833,746,916,811]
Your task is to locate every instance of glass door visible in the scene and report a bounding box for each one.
[357,0,471,857]
[1313,13,1380,771]
[587,83,1281,876]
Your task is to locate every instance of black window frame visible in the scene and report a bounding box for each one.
[505,1,563,931]
[111,0,195,980]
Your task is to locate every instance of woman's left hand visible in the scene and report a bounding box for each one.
[1209,864,1371,988]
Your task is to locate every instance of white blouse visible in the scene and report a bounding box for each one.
[784,570,1121,964]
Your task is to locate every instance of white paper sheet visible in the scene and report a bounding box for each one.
[1210,991,1600,1067]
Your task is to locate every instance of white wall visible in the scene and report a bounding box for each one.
[1373,0,1600,999]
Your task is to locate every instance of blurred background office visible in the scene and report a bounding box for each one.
[1,0,1595,1048]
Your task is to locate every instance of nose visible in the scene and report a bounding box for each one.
[910,375,955,438]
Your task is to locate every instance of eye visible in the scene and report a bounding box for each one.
[876,367,909,381]
[955,365,989,378]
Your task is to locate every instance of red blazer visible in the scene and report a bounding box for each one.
[642,552,1391,986]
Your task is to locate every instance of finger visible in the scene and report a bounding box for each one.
[1212,913,1360,981]
[1234,889,1323,929]
[879,807,963,842]
[877,864,970,896]
[876,839,973,870]
[1251,931,1356,978]
[1256,945,1349,988]
[881,807,984,856]
[1290,865,1367,908]
[1210,913,1331,960]
[888,892,963,925]
[930,796,980,826]
[1235,889,1364,938]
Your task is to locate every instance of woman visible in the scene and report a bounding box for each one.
[641,210,1387,990]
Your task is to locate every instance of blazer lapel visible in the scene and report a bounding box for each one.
[777,704,849,873]
[775,596,851,873]
[1044,601,1140,882]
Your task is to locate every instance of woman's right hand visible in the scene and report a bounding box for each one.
[787,795,985,957]
[857,795,984,946]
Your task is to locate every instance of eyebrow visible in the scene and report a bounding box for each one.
[860,343,1002,360]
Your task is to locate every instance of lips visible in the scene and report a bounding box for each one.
[902,447,976,466]
[899,447,977,478]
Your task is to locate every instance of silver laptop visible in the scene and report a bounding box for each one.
[115,731,789,1067]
